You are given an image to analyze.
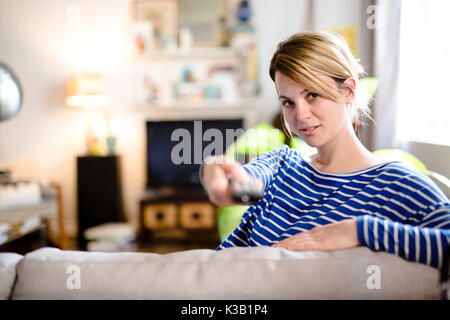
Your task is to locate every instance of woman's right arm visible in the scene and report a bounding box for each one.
[200,146,289,207]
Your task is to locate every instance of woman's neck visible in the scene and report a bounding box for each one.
[309,127,379,174]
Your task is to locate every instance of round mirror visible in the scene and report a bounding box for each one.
[0,62,23,121]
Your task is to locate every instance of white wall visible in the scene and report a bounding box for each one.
[313,0,374,73]
[0,0,134,235]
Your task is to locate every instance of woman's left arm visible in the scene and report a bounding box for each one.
[273,208,450,269]
[355,211,450,269]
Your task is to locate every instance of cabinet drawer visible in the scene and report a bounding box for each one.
[143,203,177,229]
[179,202,215,230]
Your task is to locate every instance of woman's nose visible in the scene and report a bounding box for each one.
[295,102,312,121]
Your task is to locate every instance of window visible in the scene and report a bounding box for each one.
[396,0,450,146]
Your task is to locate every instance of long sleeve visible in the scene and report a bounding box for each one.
[356,203,450,269]
[242,146,290,193]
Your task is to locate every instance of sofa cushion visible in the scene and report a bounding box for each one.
[0,253,24,300]
[11,246,441,299]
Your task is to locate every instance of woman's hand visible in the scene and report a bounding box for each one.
[202,155,262,207]
[272,219,359,252]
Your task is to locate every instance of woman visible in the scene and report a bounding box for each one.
[200,31,449,269]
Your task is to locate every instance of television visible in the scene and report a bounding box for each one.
[146,119,244,191]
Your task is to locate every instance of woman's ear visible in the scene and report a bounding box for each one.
[342,78,356,103]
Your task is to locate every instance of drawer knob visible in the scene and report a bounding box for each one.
[192,212,200,220]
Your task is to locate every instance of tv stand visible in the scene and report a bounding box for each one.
[139,188,219,250]
[145,186,207,197]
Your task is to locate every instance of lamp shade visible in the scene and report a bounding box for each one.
[66,73,110,108]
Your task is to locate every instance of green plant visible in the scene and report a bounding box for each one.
[225,123,285,160]
[217,205,249,243]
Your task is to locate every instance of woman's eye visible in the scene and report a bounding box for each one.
[281,100,294,108]
[307,93,319,100]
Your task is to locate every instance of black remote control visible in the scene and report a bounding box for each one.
[229,175,264,203]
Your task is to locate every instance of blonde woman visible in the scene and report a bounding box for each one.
[200,31,449,269]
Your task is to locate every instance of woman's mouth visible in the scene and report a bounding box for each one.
[300,125,320,136]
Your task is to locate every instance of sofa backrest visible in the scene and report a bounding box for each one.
[10,246,442,299]
[0,252,24,300]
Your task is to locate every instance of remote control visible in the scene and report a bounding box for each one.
[229,175,264,203]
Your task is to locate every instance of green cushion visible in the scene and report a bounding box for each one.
[217,205,248,242]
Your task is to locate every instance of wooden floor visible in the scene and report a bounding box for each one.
[2,230,220,255]
[66,237,219,254]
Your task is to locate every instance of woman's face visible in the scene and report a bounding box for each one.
[274,71,353,149]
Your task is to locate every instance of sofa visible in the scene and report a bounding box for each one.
[0,246,445,300]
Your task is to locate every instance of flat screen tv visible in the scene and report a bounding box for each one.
[146,119,244,191]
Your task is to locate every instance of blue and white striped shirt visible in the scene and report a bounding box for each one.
[217,145,450,269]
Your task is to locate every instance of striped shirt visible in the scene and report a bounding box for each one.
[217,145,450,269]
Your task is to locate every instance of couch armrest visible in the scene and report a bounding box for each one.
[0,253,23,299]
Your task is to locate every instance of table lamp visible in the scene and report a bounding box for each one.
[66,73,110,108]
[66,73,114,156]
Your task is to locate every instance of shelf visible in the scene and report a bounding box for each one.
[134,97,260,111]
[132,46,247,61]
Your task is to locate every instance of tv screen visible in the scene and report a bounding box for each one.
[146,119,244,190]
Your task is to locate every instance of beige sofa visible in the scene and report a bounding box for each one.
[0,246,445,300]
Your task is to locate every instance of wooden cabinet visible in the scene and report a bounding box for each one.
[143,203,178,229]
[179,202,215,230]
[139,192,219,244]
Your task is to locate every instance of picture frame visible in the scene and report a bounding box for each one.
[178,0,228,47]
[131,0,179,50]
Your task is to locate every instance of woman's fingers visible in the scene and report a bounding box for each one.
[219,160,249,183]
[272,229,320,249]
[203,156,244,206]
[273,238,318,251]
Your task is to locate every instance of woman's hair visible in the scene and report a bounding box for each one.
[269,31,371,135]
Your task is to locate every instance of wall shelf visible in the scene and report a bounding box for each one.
[132,46,247,61]
[133,96,259,110]
[128,97,261,129]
